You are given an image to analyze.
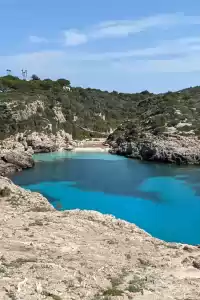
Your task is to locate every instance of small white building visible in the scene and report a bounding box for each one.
[94,112,106,121]
[63,86,71,91]
[73,115,78,122]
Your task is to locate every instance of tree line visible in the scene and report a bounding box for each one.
[0,75,71,93]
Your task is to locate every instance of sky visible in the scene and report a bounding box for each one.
[1,0,200,93]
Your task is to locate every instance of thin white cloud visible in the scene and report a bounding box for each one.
[64,30,88,46]
[29,35,48,43]
[76,36,200,61]
[92,14,179,38]
[112,54,200,74]
[2,33,200,92]
[1,38,200,77]
[63,13,200,46]
[2,47,200,93]
[28,13,200,47]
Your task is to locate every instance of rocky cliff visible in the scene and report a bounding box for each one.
[0,130,74,176]
[106,85,200,164]
[3,77,200,165]
[107,125,200,165]
[2,77,200,142]
[0,151,34,177]
[1,176,200,300]
[0,77,138,141]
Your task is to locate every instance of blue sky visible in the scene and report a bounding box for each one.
[1,0,200,92]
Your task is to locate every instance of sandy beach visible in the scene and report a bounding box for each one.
[74,147,109,152]
[73,139,109,152]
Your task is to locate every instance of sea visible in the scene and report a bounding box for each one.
[11,151,200,245]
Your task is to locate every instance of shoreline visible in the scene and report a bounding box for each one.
[1,136,200,298]
[108,133,200,165]
[0,133,109,176]
[73,146,109,152]
[0,176,200,299]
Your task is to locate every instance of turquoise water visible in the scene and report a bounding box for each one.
[11,152,200,245]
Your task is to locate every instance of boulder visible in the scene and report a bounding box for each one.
[0,160,19,176]
[0,151,34,176]
[26,130,72,153]
[0,130,74,155]
[2,151,34,168]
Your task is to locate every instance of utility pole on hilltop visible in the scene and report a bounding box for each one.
[21,69,28,80]
[6,69,11,76]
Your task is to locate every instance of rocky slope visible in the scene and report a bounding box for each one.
[103,87,200,164]
[3,76,200,165]
[2,77,200,142]
[107,125,200,165]
[0,130,73,153]
[0,77,134,140]
[0,176,200,300]
[3,77,200,165]
[0,130,74,176]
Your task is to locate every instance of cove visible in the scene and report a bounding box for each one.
[11,151,200,245]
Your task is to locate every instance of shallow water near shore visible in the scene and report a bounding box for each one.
[11,151,200,245]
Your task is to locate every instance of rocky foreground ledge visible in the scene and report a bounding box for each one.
[0,177,200,299]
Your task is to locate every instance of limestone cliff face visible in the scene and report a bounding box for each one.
[107,123,200,165]
[0,176,200,300]
[0,96,72,140]
[3,84,200,167]
[0,151,34,177]
[0,130,75,176]
[2,83,200,144]
[0,88,119,141]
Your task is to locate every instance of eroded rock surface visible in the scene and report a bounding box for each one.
[0,151,34,176]
[0,130,74,176]
[0,130,73,153]
[107,124,200,165]
[0,177,200,299]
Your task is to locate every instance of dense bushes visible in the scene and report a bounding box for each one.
[1,75,200,139]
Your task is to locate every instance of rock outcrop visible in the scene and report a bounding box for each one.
[107,123,200,165]
[25,131,73,153]
[0,130,74,176]
[0,151,34,176]
[0,85,121,141]
[0,176,200,299]
[3,77,200,164]
[0,130,73,153]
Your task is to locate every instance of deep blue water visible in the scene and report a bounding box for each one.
[11,151,200,245]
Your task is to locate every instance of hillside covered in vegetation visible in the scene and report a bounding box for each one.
[1,74,200,141]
